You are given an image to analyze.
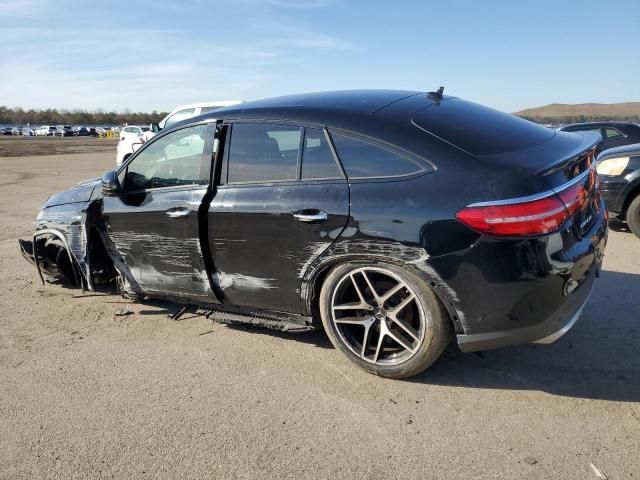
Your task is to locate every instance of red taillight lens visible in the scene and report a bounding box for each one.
[557,182,586,216]
[456,196,568,236]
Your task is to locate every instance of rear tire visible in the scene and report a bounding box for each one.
[626,195,640,239]
[319,263,452,379]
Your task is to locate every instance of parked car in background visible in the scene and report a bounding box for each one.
[19,90,607,379]
[559,122,640,154]
[597,143,640,238]
[73,127,90,136]
[2,127,13,135]
[34,126,54,136]
[54,125,73,137]
[157,100,243,131]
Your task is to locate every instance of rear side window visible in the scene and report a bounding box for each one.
[330,132,424,179]
[603,127,624,139]
[301,128,342,180]
[227,123,301,183]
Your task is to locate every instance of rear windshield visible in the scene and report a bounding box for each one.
[412,98,555,156]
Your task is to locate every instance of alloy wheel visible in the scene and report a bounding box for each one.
[330,267,427,365]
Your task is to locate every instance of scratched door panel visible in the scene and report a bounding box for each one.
[102,187,218,302]
[208,181,349,313]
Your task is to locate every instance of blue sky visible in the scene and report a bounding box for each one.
[1,0,638,113]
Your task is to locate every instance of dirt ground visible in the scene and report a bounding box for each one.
[0,147,639,479]
[0,136,118,158]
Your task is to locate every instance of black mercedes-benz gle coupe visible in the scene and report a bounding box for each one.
[20,90,607,378]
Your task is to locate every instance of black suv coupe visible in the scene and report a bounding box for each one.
[19,90,607,378]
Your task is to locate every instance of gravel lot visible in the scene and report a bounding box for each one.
[1,144,639,479]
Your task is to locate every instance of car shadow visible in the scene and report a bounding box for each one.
[134,298,334,349]
[608,218,632,234]
[411,269,640,402]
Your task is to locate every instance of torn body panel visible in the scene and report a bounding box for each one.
[101,186,218,302]
[207,181,350,312]
[299,236,466,333]
[20,178,102,289]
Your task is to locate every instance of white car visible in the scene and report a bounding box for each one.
[158,100,242,131]
[35,126,56,136]
[116,125,154,165]
[115,101,242,166]
[119,125,150,141]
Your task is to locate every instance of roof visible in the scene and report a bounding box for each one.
[172,89,565,160]
[218,90,425,114]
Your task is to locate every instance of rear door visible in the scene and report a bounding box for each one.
[103,122,219,302]
[207,122,349,313]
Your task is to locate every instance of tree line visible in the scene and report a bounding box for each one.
[518,114,640,125]
[0,106,168,125]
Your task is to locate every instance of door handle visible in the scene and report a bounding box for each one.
[165,207,191,219]
[292,209,328,224]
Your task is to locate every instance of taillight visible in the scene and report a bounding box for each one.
[557,181,587,216]
[456,179,590,237]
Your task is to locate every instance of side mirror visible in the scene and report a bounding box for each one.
[102,170,121,197]
[151,123,160,133]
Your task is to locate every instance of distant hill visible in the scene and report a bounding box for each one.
[514,102,640,124]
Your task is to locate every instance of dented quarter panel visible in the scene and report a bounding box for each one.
[299,176,472,331]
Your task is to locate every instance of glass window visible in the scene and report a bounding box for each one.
[301,128,342,180]
[123,124,208,191]
[227,124,300,183]
[603,127,624,139]
[164,108,196,129]
[200,105,224,114]
[330,132,423,179]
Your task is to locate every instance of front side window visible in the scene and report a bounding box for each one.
[330,132,424,179]
[164,108,197,129]
[227,123,301,183]
[301,128,342,180]
[123,124,208,191]
[603,127,624,139]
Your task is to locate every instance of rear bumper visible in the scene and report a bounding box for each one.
[456,269,596,352]
[430,202,608,353]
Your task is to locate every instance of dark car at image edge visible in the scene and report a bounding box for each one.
[19,90,607,379]
[597,142,640,237]
[559,121,640,155]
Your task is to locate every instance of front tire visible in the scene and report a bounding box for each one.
[319,263,452,379]
[626,194,640,239]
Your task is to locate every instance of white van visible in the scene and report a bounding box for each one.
[158,100,242,130]
[115,101,243,166]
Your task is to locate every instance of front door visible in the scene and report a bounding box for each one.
[102,122,219,302]
[208,123,349,313]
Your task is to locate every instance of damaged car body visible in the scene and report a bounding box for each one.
[20,90,608,379]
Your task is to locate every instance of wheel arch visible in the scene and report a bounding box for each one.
[302,250,465,334]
